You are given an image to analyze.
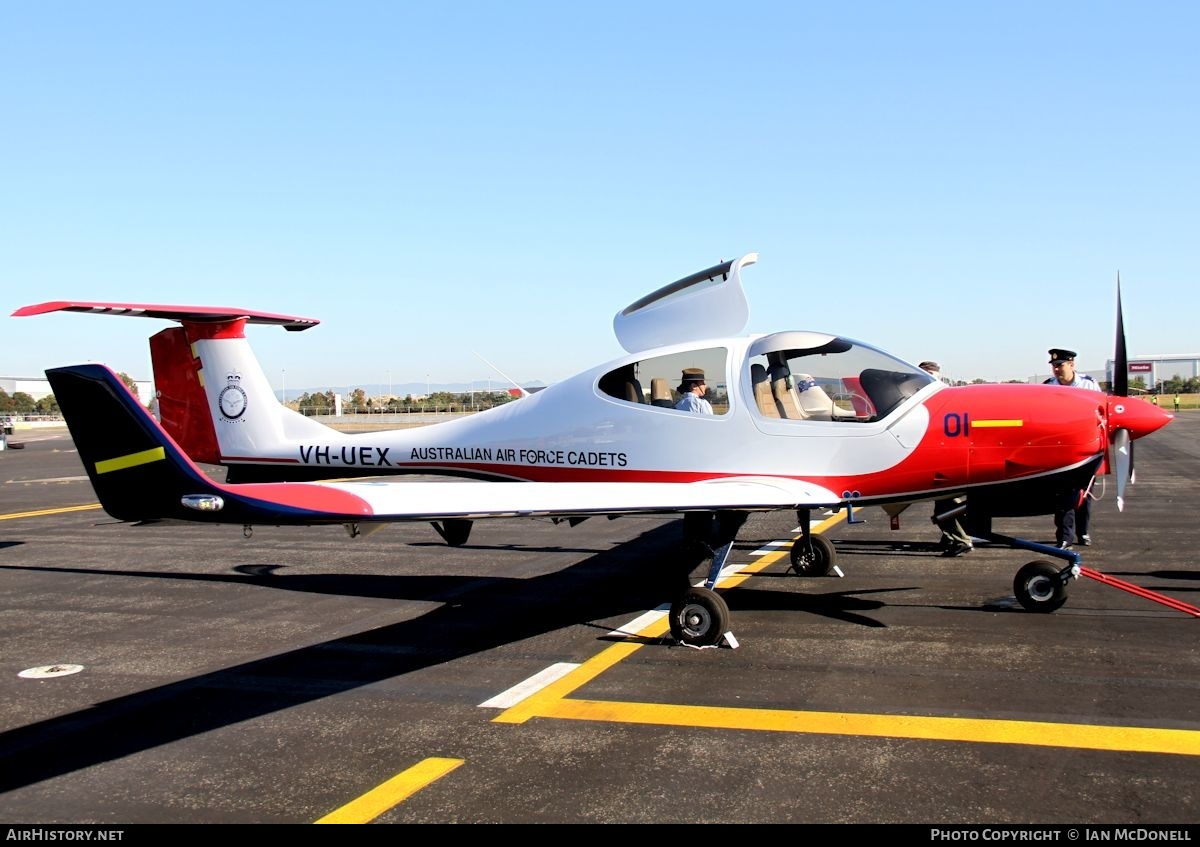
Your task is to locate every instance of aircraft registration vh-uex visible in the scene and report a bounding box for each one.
[13,253,1185,647]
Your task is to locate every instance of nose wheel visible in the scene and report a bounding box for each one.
[1013,560,1070,612]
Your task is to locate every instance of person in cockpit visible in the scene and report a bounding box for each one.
[675,368,713,415]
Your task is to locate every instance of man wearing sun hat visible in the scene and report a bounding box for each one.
[675,367,713,414]
[1043,347,1102,549]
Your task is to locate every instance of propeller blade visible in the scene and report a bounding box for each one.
[1113,427,1131,511]
[1114,273,1128,397]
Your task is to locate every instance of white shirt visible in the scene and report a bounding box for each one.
[1044,374,1101,391]
[675,392,713,414]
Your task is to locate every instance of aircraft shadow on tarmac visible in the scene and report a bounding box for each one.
[0,520,900,793]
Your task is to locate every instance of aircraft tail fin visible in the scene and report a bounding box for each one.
[152,318,336,469]
[46,364,225,523]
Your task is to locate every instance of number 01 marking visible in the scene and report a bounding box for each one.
[944,413,970,437]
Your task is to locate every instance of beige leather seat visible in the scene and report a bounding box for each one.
[751,364,780,418]
[650,377,674,407]
[769,365,805,419]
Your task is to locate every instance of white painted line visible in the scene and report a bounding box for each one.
[478,662,580,708]
[607,608,666,637]
[4,476,90,485]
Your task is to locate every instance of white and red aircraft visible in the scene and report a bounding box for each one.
[14,253,1178,645]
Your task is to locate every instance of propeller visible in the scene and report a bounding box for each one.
[1111,272,1133,510]
[1113,273,1128,397]
[1113,427,1131,512]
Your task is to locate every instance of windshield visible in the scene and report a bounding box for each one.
[747,331,934,421]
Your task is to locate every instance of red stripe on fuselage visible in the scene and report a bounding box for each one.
[234,483,375,515]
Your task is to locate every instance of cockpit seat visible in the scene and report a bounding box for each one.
[650,377,674,407]
[769,365,807,420]
[599,365,645,404]
[751,364,780,418]
[793,374,834,420]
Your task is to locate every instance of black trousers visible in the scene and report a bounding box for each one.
[1054,486,1093,544]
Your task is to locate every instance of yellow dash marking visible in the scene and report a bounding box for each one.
[314,757,465,824]
[531,700,1200,757]
[0,504,102,521]
[971,419,1024,428]
[95,447,165,475]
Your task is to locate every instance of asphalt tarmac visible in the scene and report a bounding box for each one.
[0,416,1198,825]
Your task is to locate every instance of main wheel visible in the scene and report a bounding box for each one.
[1013,560,1069,612]
[789,534,835,577]
[669,586,729,647]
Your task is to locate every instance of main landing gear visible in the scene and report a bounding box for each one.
[668,510,844,648]
[669,511,748,648]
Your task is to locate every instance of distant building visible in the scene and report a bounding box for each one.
[1107,354,1200,392]
[0,376,54,401]
[1,375,153,405]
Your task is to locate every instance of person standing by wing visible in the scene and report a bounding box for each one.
[675,368,713,414]
[920,361,973,557]
[1044,347,1103,549]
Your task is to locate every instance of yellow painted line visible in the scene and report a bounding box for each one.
[531,699,1200,757]
[495,513,842,725]
[95,446,165,475]
[0,504,102,521]
[496,509,1200,757]
[314,757,465,824]
[971,419,1024,428]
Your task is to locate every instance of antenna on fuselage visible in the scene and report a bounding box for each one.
[473,351,531,399]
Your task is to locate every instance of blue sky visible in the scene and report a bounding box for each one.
[3,1,1197,393]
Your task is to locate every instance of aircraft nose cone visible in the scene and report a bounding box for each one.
[1107,396,1174,440]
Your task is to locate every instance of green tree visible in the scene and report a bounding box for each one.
[116,372,139,396]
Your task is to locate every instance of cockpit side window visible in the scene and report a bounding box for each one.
[598,347,729,415]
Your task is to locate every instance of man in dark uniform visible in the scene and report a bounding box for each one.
[1044,348,1102,548]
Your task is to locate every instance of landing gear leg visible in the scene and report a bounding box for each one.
[668,511,745,648]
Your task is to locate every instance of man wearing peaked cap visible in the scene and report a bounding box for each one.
[675,368,713,415]
[1045,348,1097,390]
[1043,345,1102,549]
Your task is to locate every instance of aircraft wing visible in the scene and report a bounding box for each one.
[230,476,837,524]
